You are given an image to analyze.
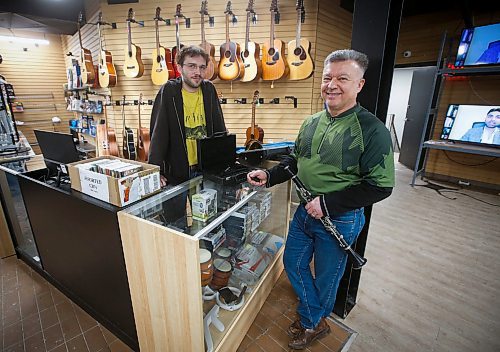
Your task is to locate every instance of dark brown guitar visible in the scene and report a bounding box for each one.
[104,103,119,157]
[199,0,218,80]
[77,12,95,85]
[137,93,150,162]
[171,4,184,79]
[245,90,264,150]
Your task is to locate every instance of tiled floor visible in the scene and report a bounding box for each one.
[1,256,353,351]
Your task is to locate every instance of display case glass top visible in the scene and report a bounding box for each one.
[123,175,260,239]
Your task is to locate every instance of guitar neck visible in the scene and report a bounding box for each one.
[244,12,251,51]
[175,17,180,48]
[295,8,301,46]
[251,103,256,135]
[155,19,160,53]
[225,14,230,43]
[127,21,132,54]
[269,12,275,46]
[200,14,206,45]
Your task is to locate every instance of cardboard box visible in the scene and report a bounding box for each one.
[192,189,217,222]
[68,156,161,207]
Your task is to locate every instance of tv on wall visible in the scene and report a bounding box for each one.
[440,104,500,147]
[454,23,500,67]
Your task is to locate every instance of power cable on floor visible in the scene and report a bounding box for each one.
[414,181,500,206]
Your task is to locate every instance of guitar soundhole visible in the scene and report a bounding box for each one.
[268,48,276,56]
[294,47,302,56]
[243,50,249,58]
[156,56,162,63]
[224,51,231,59]
[128,51,133,57]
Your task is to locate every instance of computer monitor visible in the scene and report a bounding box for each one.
[34,130,80,165]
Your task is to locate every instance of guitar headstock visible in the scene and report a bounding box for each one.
[127,8,134,22]
[98,11,103,24]
[246,0,255,13]
[296,0,304,10]
[139,93,143,105]
[175,4,183,18]
[252,90,260,104]
[200,1,209,16]
[270,0,278,12]
[155,7,161,20]
[78,11,84,24]
[225,1,233,16]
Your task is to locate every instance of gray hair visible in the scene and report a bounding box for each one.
[324,49,369,74]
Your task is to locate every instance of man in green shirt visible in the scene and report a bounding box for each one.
[248,49,395,350]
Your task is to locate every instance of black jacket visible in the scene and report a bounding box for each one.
[148,78,226,185]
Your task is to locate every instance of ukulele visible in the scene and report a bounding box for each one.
[171,4,184,79]
[102,102,119,157]
[97,12,117,88]
[287,0,314,80]
[218,1,245,81]
[240,0,262,82]
[151,7,174,85]
[261,0,288,81]
[245,90,264,150]
[121,96,136,160]
[137,94,150,162]
[199,1,218,80]
[77,12,95,85]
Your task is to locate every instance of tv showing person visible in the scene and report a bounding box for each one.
[461,108,500,145]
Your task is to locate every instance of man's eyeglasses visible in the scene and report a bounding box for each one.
[182,63,207,72]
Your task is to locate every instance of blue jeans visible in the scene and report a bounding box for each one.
[283,205,365,329]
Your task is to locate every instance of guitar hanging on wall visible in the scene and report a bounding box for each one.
[240,0,262,82]
[151,7,174,85]
[123,8,144,78]
[261,0,288,82]
[218,1,245,81]
[245,90,264,150]
[199,0,218,80]
[97,12,117,88]
[121,96,136,160]
[172,4,184,79]
[137,93,150,162]
[287,0,314,80]
[77,12,95,85]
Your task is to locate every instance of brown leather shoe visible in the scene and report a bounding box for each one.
[288,317,331,350]
[287,319,305,337]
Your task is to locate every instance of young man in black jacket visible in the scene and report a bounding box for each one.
[149,45,226,186]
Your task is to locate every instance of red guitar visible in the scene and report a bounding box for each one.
[171,4,184,79]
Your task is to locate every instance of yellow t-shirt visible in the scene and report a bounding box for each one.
[182,88,206,166]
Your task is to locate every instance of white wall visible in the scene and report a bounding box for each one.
[386,68,414,145]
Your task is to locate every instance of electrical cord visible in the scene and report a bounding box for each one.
[438,190,500,207]
[415,181,499,206]
[442,150,497,166]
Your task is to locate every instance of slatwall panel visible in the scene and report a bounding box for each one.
[0,30,73,154]
[426,76,500,186]
[61,0,352,151]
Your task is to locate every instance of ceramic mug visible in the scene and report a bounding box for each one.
[210,259,232,290]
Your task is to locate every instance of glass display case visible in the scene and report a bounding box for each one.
[118,172,291,351]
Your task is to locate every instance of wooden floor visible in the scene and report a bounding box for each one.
[343,160,500,352]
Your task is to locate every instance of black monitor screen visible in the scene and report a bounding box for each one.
[34,130,80,164]
[197,134,236,172]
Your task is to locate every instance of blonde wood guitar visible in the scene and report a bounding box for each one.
[123,8,144,78]
[77,12,95,85]
[97,12,117,88]
[261,0,288,81]
[240,0,262,82]
[199,1,218,81]
[287,0,314,80]
[151,7,173,85]
[218,1,244,81]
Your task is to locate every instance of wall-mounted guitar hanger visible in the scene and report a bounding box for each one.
[218,96,298,108]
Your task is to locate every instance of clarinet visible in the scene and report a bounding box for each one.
[284,166,367,269]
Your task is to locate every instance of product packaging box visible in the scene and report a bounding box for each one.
[67,156,161,207]
[192,189,217,222]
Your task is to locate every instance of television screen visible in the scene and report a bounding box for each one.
[454,23,500,67]
[440,105,500,147]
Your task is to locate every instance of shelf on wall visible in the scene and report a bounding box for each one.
[440,65,500,76]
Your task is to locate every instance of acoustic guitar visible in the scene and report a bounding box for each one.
[121,96,136,160]
[240,0,262,82]
[77,12,95,85]
[245,90,264,150]
[287,0,314,80]
[151,7,174,85]
[123,8,144,78]
[218,1,245,81]
[261,0,288,81]
[137,93,150,162]
[97,12,117,88]
[102,103,119,156]
[199,1,218,80]
[171,4,184,79]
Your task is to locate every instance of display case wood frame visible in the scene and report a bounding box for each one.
[117,178,291,351]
